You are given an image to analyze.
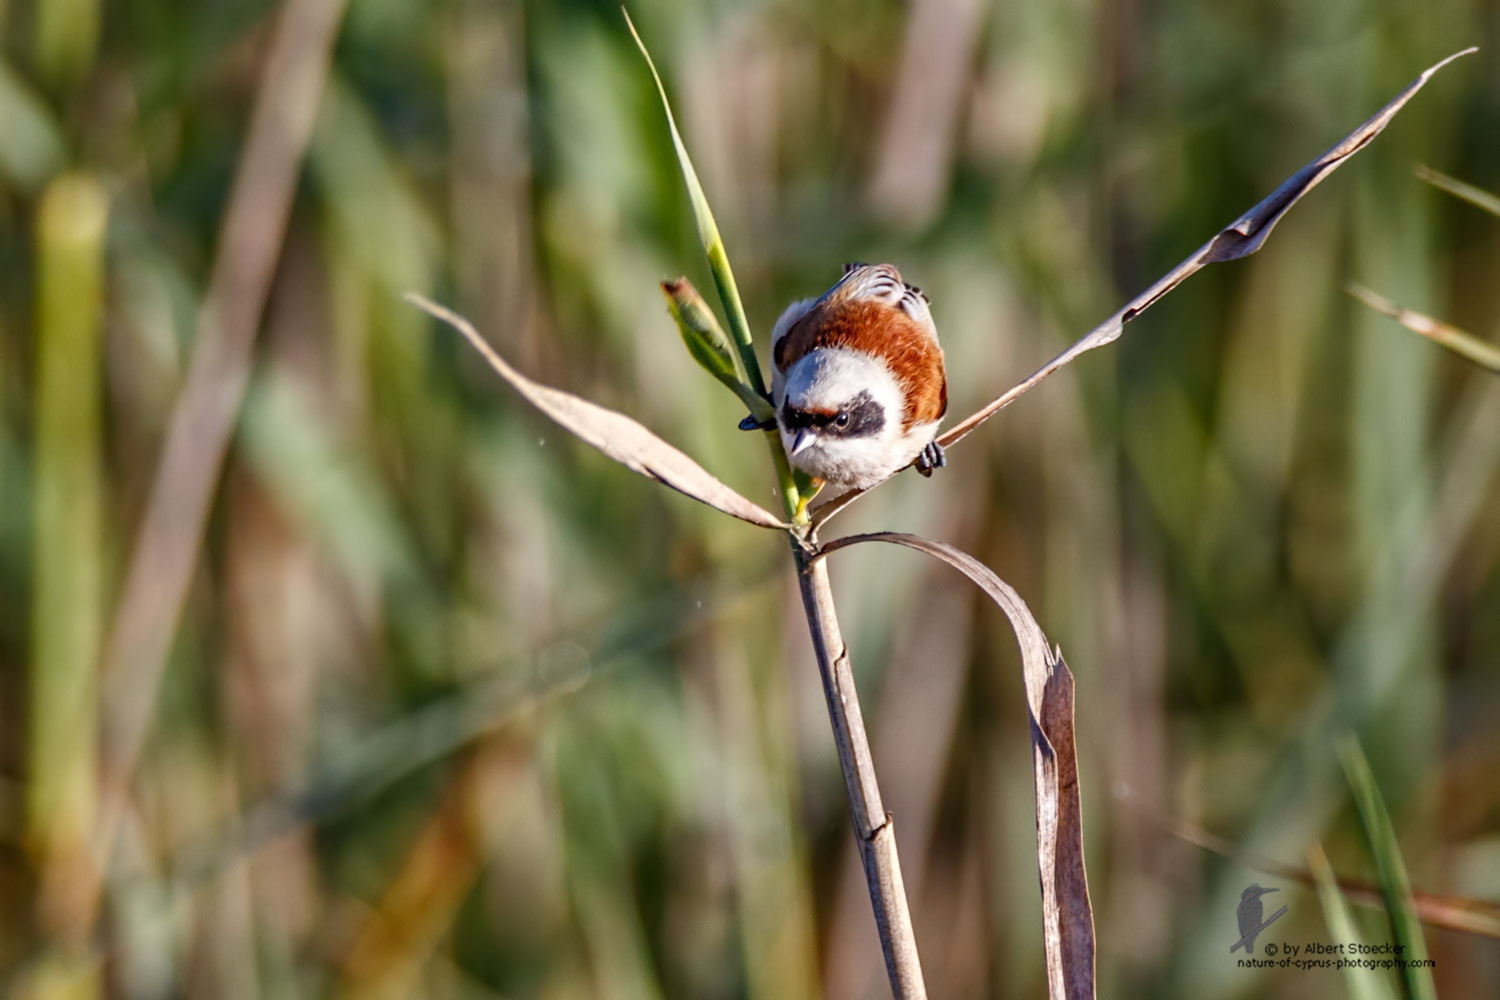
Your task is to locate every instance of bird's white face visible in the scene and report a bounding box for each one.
[776,348,924,491]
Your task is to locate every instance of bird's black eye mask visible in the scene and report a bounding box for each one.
[783,391,884,438]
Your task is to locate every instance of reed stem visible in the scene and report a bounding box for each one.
[793,543,926,998]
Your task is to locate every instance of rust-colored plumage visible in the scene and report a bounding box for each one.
[774,298,947,430]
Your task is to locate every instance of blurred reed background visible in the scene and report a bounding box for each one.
[1,0,1498,997]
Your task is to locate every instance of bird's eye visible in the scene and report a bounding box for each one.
[835,412,850,428]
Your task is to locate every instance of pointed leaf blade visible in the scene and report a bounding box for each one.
[937,48,1477,451]
[625,10,767,394]
[1309,842,1398,1000]
[1340,738,1438,1000]
[409,294,787,530]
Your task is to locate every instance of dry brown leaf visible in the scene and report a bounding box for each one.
[817,531,1094,1000]
[938,47,1477,450]
[408,294,788,531]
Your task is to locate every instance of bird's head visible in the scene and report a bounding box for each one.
[1241,884,1278,902]
[779,348,900,462]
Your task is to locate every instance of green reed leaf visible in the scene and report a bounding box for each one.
[626,9,803,521]
[1339,738,1436,1000]
[1309,841,1398,1000]
[624,10,766,396]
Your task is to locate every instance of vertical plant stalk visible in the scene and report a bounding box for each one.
[29,172,108,946]
[793,546,927,999]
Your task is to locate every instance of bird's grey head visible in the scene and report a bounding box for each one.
[1240,885,1277,901]
[779,348,899,457]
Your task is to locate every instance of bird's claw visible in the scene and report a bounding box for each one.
[738,393,777,431]
[914,440,946,478]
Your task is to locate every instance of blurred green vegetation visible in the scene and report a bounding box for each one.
[1,0,1498,997]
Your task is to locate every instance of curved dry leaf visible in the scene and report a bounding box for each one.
[407,294,787,530]
[812,49,1476,531]
[816,531,1095,1000]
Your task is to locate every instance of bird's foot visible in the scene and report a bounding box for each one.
[914,440,947,478]
[738,393,777,431]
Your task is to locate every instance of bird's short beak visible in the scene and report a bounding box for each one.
[789,429,814,456]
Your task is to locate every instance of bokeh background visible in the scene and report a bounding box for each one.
[2,0,1499,997]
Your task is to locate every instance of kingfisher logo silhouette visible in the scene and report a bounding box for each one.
[1230,884,1287,954]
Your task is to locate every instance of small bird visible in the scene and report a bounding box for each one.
[1231,884,1283,954]
[758,263,947,494]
